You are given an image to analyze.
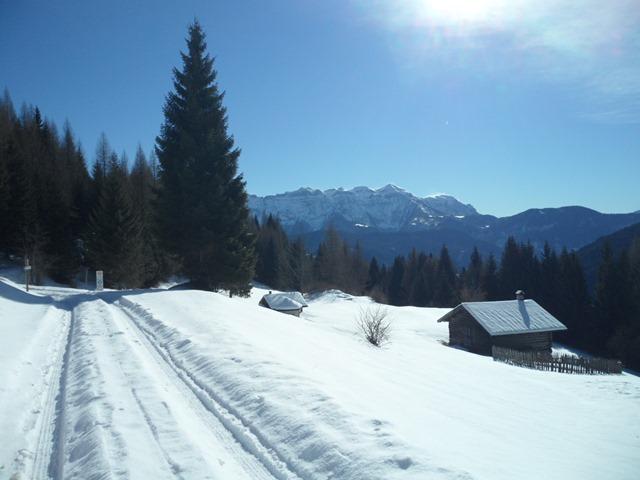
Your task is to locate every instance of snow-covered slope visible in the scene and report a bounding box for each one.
[1,279,638,479]
[249,185,478,232]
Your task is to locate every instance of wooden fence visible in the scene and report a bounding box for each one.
[492,346,623,375]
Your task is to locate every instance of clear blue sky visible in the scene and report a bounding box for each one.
[1,0,638,216]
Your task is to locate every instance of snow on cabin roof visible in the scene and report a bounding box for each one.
[438,299,567,336]
[261,292,308,311]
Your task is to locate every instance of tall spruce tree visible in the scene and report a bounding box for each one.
[461,246,485,301]
[85,154,143,288]
[557,248,591,347]
[156,21,255,294]
[387,256,407,306]
[0,91,15,252]
[130,145,164,286]
[366,257,381,291]
[594,243,621,351]
[480,254,499,300]
[434,245,458,307]
[289,236,311,292]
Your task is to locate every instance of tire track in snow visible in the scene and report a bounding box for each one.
[103,300,280,479]
[47,299,129,480]
[114,299,302,480]
[129,387,186,479]
[29,310,71,480]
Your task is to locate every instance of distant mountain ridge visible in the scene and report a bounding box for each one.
[249,185,477,233]
[249,186,640,264]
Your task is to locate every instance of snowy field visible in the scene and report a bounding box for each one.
[0,276,638,480]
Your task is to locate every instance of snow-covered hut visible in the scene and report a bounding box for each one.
[437,290,567,355]
[259,291,308,317]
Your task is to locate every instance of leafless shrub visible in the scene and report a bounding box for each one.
[357,305,391,347]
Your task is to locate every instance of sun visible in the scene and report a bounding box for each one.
[419,0,506,24]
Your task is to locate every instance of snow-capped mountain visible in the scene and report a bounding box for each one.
[248,185,478,232]
[249,186,640,265]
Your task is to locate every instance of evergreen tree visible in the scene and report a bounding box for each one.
[593,243,624,352]
[498,236,521,298]
[14,106,47,283]
[130,145,164,286]
[85,155,143,288]
[412,253,435,307]
[612,238,640,368]
[0,91,15,252]
[556,248,591,347]
[538,242,560,311]
[461,246,485,301]
[254,215,296,290]
[434,245,458,307]
[61,122,91,240]
[156,20,255,295]
[91,133,111,207]
[289,236,311,292]
[481,254,500,300]
[349,241,368,294]
[313,225,348,290]
[387,256,407,306]
[403,249,420,304]
[366,257,380,291]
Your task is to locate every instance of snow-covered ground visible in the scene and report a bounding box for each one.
[0,276,638,480]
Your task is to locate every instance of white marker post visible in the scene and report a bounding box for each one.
[24,258,32,292]
[96,270,104,291]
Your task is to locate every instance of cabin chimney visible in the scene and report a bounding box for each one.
[515,290,525,301]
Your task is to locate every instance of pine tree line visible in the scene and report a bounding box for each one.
[0,21,256,293]
[0,95,164,288]
[252,218,367,294]
[0,93,91,285]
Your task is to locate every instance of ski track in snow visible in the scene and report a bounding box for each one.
[107,299,294,480]
[56,296,284,479]
[4,283,286,480]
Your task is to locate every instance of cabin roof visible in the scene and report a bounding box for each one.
[261,292,308,311]
[438,299,567,336]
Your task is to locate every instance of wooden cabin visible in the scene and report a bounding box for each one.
[437,290,567,355]
[259,291,308,317]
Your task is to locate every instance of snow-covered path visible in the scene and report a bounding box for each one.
[56,296,289,479]
[0,280,294,480]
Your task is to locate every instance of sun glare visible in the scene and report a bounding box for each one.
[419,0,506,24]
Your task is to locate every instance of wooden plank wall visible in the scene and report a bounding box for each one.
[492,331,552,351]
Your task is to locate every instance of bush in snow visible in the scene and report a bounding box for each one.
[357,306,391,347]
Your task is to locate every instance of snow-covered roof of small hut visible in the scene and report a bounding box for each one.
[438,299,567,336]
[261,292,308,311]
